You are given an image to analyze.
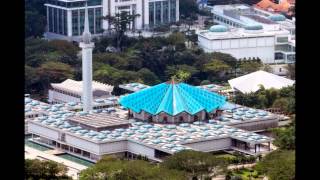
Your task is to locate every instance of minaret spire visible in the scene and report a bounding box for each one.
[82,2,91,44]
[80,0,94,112]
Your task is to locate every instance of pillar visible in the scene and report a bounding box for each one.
[175,0,179,22]
[268,142,271,151]
[255,144,257,153]
[67,10,72,37]
[46,6,49,32]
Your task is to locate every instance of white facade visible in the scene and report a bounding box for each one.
[48,79,114,104]
[197,28,294,64]
[45,0,179,41]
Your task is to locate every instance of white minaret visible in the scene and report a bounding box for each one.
[80,2,94,112]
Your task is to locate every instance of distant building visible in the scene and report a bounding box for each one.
[255,0,294,14]
[48,79,114,104]
[44,0,180,41]
[197,24,295,64]
[228,70,295,94]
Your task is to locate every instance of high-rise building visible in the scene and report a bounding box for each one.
[44,0,179,41]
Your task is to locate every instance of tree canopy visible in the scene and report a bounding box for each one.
[25,159,72,180]
[255,150,295,180]
[234,85,295,114]
[79,156,186,180]
[161,150,227,179]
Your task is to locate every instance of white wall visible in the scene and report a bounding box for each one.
[65,134,101,154]
[127,141,155,158]
[28,122,59,141]
[183,138,231,152]
[48,90,81,103]
[100,141,128,154]
[198,36,275,63]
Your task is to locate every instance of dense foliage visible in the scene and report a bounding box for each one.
[25,35,264,97]
[272,116,295,150]
[25,0,46,38]
[25,38,80,96]
[179,0,199,20]
[25,159,72,180]
[79,156,186,180]
[255,150,295,180]
[234,85,295,114]
[161,150,227,179]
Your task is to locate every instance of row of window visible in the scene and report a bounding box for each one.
[149,0,176,27]
[48,7,68,35]
[213,14,242,28]
[72,7,103,36]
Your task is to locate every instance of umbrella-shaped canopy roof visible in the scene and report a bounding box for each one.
[120,80,226,116]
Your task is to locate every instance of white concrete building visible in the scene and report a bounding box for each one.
[44,0,179,41]
[197,24,295,64]
[48,79,114,104]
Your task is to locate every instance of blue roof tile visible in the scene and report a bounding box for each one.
[120,81,226,116]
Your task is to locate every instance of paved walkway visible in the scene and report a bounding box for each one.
[25,146,88,179]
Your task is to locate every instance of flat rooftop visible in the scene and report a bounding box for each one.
[67,113,130,131]
[197,84,226,92]
[119,83,150,92]
[198,28,289,40]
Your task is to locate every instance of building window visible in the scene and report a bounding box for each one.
[277,37,288,43]
[149,2,154,26]
[72,10,79,36]
[155,1,161,25]
[95,8,103,33]
[163,1,169,24]
[170,0,176,22]
[275,52,284,60]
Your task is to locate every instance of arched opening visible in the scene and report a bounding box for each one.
[163,116,168,123]
[194,115,199,121]
[179,116,184,123]
[148,116,152,122]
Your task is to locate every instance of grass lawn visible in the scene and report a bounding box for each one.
[231,168,264,180]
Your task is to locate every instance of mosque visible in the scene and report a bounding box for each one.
[25,4,279,163]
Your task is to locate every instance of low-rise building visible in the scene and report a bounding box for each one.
[197,25,294,64]
[26,81,279,163]
[48,79,114,104]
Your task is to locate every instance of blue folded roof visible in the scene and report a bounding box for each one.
[119,81,226,116]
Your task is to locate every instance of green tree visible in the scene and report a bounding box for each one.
[80,155,186,180]
[103,11,140,51]
[239,61,263,74]
[25,159,71,180]
[172,70,191,82]
[179,0,199,20]
[255,150,295,180]
[137,68,161,85]
[204,59,231,79]
[37,61,75,83]
[272,98,289,112]
[162,150,227,179]
[272,117,295,150]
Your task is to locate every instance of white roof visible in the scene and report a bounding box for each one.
[198,28,289,40]
[228,70,294,94]
[51,79,114,96]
